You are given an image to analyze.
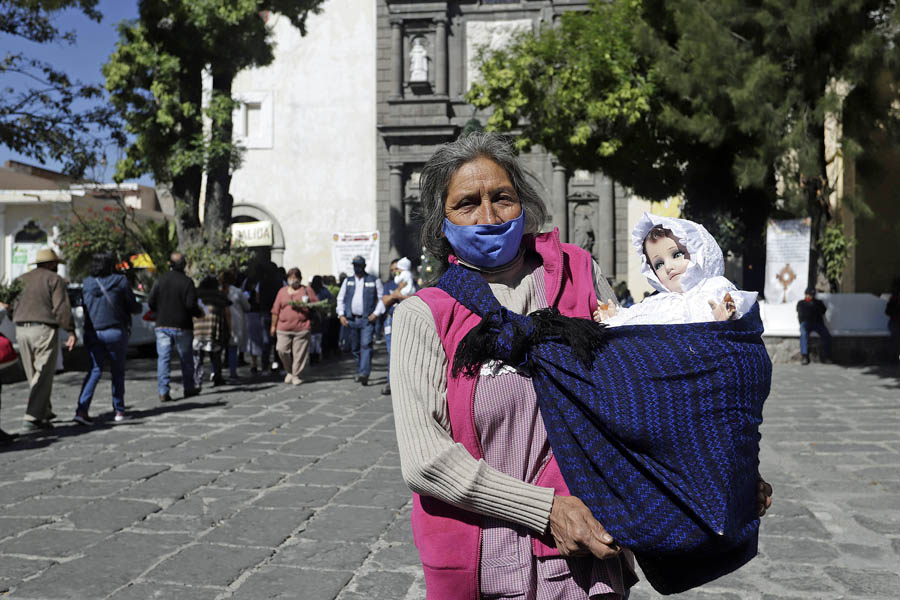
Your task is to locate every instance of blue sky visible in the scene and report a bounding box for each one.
[1,0,153,185]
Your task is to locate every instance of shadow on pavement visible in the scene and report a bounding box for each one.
[0,399,229,455]
[859,363,900,388]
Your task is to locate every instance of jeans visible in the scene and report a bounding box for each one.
[889,321,900,357]
[78,327,128,413]
[799,321,832,358]
[384,314,393,383]
[194,349,223,389]
[346,316,375,377]
[155,328,196,395]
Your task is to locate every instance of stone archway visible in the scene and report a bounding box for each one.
[232,203,285,266]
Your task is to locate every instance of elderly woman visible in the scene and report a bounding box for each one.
[392,133,772,599]
[392,133,633,599]
[269,268,318,385]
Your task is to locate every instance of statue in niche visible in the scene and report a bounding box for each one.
[572,203,597,257]
[409,37,428,82]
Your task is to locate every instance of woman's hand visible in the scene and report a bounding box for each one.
[757,474,773,517]
[592,299,617,323]
[549,495,620,559]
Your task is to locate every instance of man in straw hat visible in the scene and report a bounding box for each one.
[13,248,76,430]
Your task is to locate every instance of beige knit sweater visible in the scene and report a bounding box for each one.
[390,256,616,534]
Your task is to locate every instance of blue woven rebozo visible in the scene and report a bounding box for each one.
[437,264,772,595]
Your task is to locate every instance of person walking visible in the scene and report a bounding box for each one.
[148,252,203,402]
[337,256,384,386]
[258,261,283,374]
[193,275,231,388]
[308,275,333,364]
[0,302,19,444]
[379,258,416,395]
[270,268,318,385]
[886,278,900,361]
[223,271,250,380]
[74,253,142,424]
[796,287,832,364]
[13,248,76,430]
[243,278,266,375]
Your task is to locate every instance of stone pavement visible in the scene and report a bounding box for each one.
[0,350,899,599]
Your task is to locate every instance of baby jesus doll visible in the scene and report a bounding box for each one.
[595,213,757,326]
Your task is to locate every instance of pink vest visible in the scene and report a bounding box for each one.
[412,229,598,600]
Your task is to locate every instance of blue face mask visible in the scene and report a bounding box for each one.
[442,212,525,269]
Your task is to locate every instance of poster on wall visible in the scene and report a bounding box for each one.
[9,243,42,281]
[332,231,379,278]
[764,218,811,304]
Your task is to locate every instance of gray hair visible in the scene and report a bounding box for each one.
[418,132,548,280]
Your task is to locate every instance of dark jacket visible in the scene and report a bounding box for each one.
[13,267,75,332]
[148,271,202,330]
[796,298,827,325]
[82,274,141,332]
[886,294,900,323]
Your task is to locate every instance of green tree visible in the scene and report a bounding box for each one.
[103,0,324,253]
[1,0,120,177]
[469,0,900,290]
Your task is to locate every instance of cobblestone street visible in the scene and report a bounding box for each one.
[0,350,898,599]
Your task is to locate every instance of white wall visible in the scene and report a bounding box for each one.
[229,0,377,276]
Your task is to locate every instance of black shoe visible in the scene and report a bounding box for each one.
[183,388,201,399]
[380,383,391,396]
[22,420,54,432]
[73,410,94,426]
[0,429,17,445]
[47,410,57,421]
[159,393,174,403]
[359,376,368,386]
[801,355,810,365]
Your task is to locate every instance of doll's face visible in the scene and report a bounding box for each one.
[645,235,690,293]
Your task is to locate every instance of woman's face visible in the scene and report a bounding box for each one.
[444,157,522,226]
[645,235,690,293]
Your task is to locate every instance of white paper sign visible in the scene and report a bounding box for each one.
[231,220,273,247]
[764,218,811,304]
[332,231,380,278]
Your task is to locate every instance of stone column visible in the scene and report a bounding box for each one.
[390,19,403,100]
[596,174,616,276]
[551,160,569,243]
[389,163,405,259]
[434,18,448,97]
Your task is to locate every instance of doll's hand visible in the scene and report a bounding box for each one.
[709,293,736,321]
[757,473,773,517]
[592,299,617,323]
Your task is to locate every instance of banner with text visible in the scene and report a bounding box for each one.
[764,218,811,304]
[332,231,379,277]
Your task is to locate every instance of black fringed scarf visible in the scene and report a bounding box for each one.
[437,263,772,595]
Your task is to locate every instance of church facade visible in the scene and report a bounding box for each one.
[375,0,630,281]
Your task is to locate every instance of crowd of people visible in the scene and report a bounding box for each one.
[0,249,421,445]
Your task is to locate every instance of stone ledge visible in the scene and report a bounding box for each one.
[764,335,897,365]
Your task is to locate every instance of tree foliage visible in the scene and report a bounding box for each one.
[56,204,132,279]
[469,0,900,289]
[103,0,324,257]
[0,0,120,177]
